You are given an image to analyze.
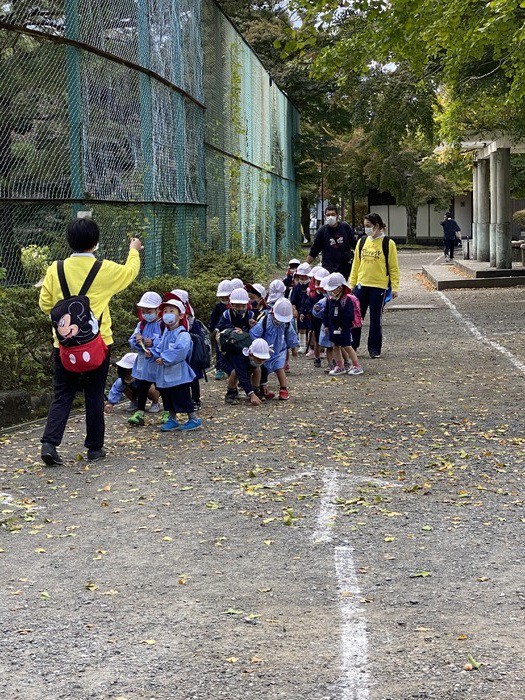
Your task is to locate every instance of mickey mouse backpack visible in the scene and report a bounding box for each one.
[50,260,108,372]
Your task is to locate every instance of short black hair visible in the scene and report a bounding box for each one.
[325,205,339,215]
[67,218,100,252]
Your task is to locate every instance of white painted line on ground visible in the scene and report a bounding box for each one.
[431,253,444,265]
[311,468,339,544]
[437,291,525,376]
[335,545,371,700]
[312,469,370,700]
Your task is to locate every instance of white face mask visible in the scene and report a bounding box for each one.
[364,226,374,237]
[326,215,337,226]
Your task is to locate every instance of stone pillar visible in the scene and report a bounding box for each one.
[495,148,512,269]
[471,163,478,259]
[489,151,498,267]
[476,158,490,261]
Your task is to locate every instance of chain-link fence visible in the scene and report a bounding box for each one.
[0,0,300,287]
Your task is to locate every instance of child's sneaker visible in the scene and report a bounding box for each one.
[298,346,306,354]
[347,365,364,375]
[148,402,161,413]
[127,400,139,412]
[313,358,322,368]
[343,361,352,371]
[225,389,239,405]
[278,388,289,400]
[193,400,201,412]
[306,349,315,358]
[128,410,145,426]
[324,360,336,374]
[179,417,202,431]
[160,411,170,424]
[328,365,347,376]
[214,370,227,380]
[262,387,275,400]
[160,417,180,432]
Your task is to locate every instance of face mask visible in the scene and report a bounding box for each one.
[249,358,262,368]
[326,216,337,226]
[364,226,374,236]
[163,313,176,325]
[299,280,308,287]
[143,312,157,323]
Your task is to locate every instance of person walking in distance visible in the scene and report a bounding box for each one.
[440,212,461,262]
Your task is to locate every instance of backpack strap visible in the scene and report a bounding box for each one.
[79,260,103,297]
[262,314,268,333]
[57,260,71,299]
[382,236,390,284]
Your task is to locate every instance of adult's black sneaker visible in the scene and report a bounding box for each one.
[41,443,64,467]
[87,448,107,462]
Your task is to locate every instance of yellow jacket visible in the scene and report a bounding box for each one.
[349,235,400,292]
[39,250,141,346]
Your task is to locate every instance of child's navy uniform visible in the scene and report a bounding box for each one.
[290,282,312,330]
[323,294,354,347]
[216,308,257,397]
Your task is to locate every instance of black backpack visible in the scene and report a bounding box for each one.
[50,260,108,373]
[188,320,212,378]
[218,327,252,354]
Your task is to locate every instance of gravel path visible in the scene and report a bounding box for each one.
[1,251,524,700]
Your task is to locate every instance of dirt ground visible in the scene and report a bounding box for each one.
[1,251,524,700]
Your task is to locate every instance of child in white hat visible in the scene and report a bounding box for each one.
[283,258,300,298]
[215,288,257,404]
[308,267,329,367]
[105,352,159,414]
[289,262,312,353]
[128,291,163,425]
[151,294,202,431]
[245,283,269,325]
[267,279,286,307]
[322,272,364,376]
[250,298,299,400]
[210,280,232,381]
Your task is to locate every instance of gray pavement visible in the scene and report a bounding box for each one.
[1,251,524,700]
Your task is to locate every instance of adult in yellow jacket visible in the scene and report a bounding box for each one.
[349,212,400,359]
[39,218,142,466]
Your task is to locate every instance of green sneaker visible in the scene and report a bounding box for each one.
[160,411,170,424]
[128,410,145,427]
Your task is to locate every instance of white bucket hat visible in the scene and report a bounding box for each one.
[137,291,162,308]
[252,283,267,299]
[230,288,250,304]
[323,272,347,291]
[288,258,300,266]
[313,267,329,281]
[116,352,138,369]
[267,279,286,304]
[294,262,312,277]
[161,299,186,315]
[216,280,232,297]
[273,298,294,323]
[247,338,272,359]
[310,265,321,277]
[170,288,189,304]
[230,278,244,290]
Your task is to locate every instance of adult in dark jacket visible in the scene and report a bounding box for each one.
[306,205,356,279]
[440,212,461,261]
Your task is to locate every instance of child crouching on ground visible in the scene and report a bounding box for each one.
[322,273,364,377]
[250,298,299,400]
[150,294,202,432]
[105,353,160,413]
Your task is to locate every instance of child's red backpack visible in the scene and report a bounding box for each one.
[50,260,108,373]
[341,293,363,329]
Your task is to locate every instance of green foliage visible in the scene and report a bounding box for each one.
[0,286,53,391]
[20,244,51,283]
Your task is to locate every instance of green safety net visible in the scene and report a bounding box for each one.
[0,0,299,287]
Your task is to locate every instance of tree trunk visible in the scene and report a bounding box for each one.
[301,194,311,244]
[406,205,417,244]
